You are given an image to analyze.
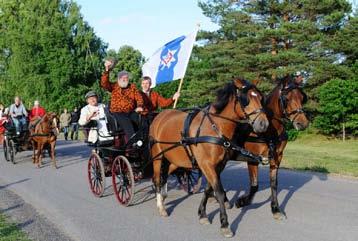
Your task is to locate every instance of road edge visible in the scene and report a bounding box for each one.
[0,180,75,241]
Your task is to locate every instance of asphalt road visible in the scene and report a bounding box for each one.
[0,140,357,241]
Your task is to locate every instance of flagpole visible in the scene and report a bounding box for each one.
[173,78,184,109]
[173,23,200,109]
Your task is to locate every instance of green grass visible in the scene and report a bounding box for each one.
[0,214,30,241]
[282,131,358,177]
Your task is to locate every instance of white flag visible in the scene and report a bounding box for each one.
[142,30,197,87]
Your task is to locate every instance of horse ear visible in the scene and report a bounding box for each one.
[252,79,260,86]
[233,78,245,89]
[280,75,290,89]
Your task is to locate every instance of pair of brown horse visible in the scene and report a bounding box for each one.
[150,76,308,238]
[29,113,59,168]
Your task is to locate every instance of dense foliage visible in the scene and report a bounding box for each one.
[314,78,358,135]
[0,0,107,111]
[0,0,357,137]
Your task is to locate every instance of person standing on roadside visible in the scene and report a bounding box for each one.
[60,108,71,140]
[70,107,80,140]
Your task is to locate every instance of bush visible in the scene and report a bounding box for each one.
[314,78,358,136]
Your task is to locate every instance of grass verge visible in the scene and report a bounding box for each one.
[282,132,358,177]
[0,214,30,241]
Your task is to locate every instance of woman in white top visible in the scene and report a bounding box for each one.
[78,91,112,143]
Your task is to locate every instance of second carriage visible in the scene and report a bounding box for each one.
[2,119,32,164]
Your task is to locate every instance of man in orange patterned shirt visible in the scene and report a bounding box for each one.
[140,76,180,114]
[101,60,144,142]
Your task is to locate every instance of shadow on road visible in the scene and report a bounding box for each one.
[0,178,30,190]
[161,162,329,234]
[0,204,24,213]
[221,163,328,234]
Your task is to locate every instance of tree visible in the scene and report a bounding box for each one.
[314,78,358,138]
[182,0,353,108]
[0,0,107,111]
[105,46,145,85]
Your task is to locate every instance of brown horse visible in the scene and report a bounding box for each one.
[233,76,309,219]
[150,79,269,238]
[30,112,59,168]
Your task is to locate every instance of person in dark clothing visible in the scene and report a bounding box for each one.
[70,107,80,140]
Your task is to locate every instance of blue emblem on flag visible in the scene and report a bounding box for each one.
[155,36,186,85]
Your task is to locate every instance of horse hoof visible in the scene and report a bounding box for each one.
[220,227,234,238]
[225,201,232,209]
[273,212,286,220]
[159,209,168,217]
[199,217,210,225]
[235,197,249,208]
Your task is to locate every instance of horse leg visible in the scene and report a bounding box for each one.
[202,165,233,238]
[37,144,44,168]
[153,159,168,217]
[50,140,57,169]
[236,163,259,208]
[160,159,170,201]
[32,140,36,163]
[217,161,232,209]
[198,183,213,225]
[208,161,232,209]
[270,154,285,220]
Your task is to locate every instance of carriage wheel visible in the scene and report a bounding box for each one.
[88,152,106,197]
[178,169,203,194]
[112,155,134,207]
[3,138,9,162]
[9,139,16,164]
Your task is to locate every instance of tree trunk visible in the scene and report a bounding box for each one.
[342,122,346,142]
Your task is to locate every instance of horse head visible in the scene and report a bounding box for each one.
[47,112,59,134]
[233,78,269,133]
[279,76,309,130]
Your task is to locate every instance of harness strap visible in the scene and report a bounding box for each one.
[182,109,203,168]
[181,135,230,147]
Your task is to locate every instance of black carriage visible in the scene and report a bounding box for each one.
[3,120,32,164]
[86,112,202,206]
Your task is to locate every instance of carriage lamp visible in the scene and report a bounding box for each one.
[136,140,143,147]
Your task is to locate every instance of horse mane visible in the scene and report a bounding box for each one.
[213,82,237,114]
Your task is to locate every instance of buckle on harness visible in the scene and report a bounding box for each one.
[223,141,231,148]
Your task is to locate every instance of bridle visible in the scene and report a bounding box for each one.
[279,83,307,122]
[234,82,266,126]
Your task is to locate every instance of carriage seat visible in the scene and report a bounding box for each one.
[103,108,124,135]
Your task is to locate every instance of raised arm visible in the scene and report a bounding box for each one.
[100,71,113,92]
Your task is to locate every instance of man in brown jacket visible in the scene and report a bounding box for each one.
[101,60,144,142]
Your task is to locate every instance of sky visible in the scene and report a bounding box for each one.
[75,0,219,58]
[75,0,357,58]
